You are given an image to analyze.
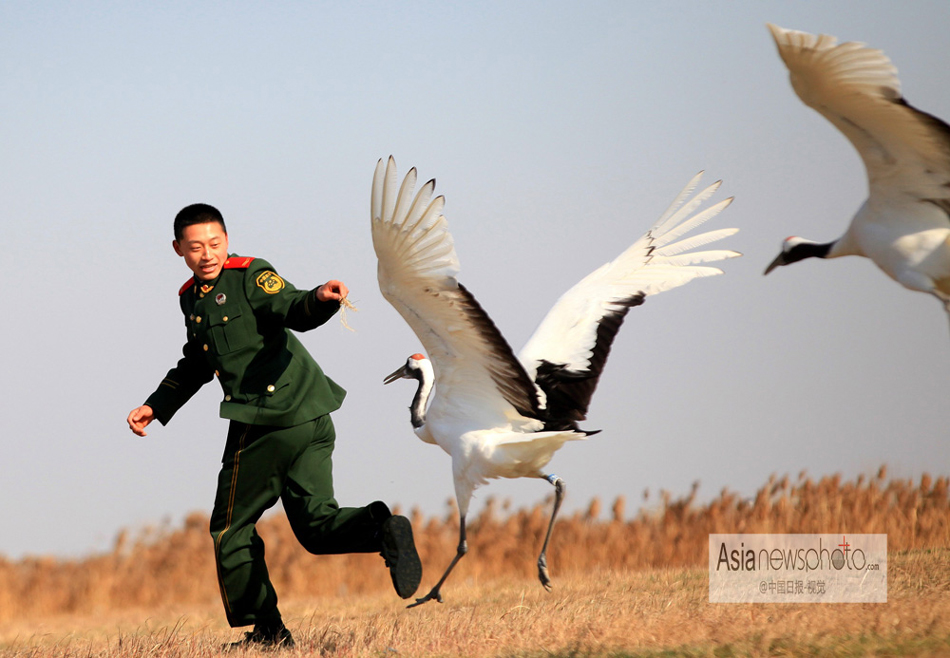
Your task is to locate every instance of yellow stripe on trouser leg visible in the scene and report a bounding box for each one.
[212,424,248,620]
[210,422,283,627]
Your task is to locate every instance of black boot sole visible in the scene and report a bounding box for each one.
[382,516,422,599]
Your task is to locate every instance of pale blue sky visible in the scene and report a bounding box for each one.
[2,1,948,558]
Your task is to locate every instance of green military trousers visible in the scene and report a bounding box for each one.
[210,414,389,628]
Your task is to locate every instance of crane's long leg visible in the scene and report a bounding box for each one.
[537,474,565,591]
[407,515,468,608]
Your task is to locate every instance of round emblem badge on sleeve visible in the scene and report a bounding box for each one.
[256,271,286,294]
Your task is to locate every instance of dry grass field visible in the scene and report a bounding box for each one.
[2,467,949,657]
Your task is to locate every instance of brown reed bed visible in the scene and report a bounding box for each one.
[3,550,950,657]
[1,466,947,625]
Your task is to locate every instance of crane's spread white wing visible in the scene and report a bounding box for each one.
[518,172,739,425]
[372,157,545,424]
[767,23,950,205]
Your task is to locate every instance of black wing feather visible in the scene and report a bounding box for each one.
[455,283,545,421]
[534,293,645,431]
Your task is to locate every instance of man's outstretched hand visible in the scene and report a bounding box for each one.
[127,405,155,437]
[316,280,349,302]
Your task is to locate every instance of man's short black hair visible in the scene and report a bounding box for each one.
[174,203,227,242]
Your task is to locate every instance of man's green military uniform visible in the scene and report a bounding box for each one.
[144,255,404,629]
[146,255,346,427]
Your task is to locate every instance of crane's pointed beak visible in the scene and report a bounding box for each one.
[764,252,787,275]
[383,364,410,385]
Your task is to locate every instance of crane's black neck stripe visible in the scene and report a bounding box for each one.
[786,241,834,263]
[409,368,427,428]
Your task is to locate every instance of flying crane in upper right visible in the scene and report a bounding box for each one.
[763,24,950,328]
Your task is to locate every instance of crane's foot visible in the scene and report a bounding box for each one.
[407,587,444,608]
[537,555,553,592]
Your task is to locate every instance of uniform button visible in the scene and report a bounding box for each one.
[223,316,229,322]
[189,314,195,321]
[267,385,275,393]
[196,316,202,323]
[203,344,209,351]
[199,293,205,298]
[225,395,232,401]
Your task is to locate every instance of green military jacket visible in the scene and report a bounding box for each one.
[145,255,346,428]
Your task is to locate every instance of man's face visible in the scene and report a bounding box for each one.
[173,222,229,281]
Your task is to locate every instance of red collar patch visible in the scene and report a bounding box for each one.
[178,277,195,296]
[224,256,255,269]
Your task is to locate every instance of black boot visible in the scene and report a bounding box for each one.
[380,515,422,599]
[225,620,295,650]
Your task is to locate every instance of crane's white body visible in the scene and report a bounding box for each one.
[766,24,950,312]
[371,156,739,604]
[423,421,576,511]
[854,199,950,296]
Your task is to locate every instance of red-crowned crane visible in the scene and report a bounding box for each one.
[371,157,740,607]
[764,24,950,326]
